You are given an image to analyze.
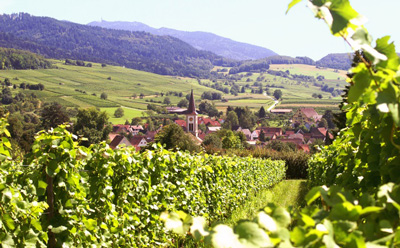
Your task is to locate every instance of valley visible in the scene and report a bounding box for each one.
[0,59,346,124]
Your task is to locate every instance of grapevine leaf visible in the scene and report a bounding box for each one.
[83,219,97,231]
[25,229,39,247]
[46,159,59,177]
[286,0,302,14]
[208,225,242,248]
[379,220,393,233]
[272,207,291,228]
[290,227,306,246]
[257,211,277,232]
[190,217,209,241]
[305,187,322,205]
[52,225,68,234]
[374,36,400,71]
[350,28,372,48]
[329,202,361,221]
[348,65,372,103]
[329,0,359,35]
[3,214,15,230]
[360,206,383,216]
[1,234,15,247]
[31,219,42,231]
[234,221,271,247]
[388,104,400,126]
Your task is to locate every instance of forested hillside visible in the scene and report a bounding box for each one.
[316,53,352,70]
[0,13,235,78]
[88,20,278,61]
[229,55,315,73]
[0,47,52,69]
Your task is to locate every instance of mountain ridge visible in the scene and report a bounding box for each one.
[0,13,236,78]
[88,20,278,61]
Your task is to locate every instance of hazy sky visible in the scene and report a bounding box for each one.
[1,0,399,60]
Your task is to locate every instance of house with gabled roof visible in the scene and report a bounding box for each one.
[310,127,334,141]
[110,135,132,149]
[292,108,322,125]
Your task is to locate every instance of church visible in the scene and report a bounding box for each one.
[183,90,200,140]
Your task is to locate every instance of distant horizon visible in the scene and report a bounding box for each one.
[88,19,356,61]
[1,0,399,60]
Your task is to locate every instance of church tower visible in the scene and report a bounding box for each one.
[185,90,198,137]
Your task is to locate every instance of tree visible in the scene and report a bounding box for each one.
[100,92,108,100]
[153,124,200,152]
[259,130,266,142]
[73,107,112,146]
[4,78,11,86]
[202,133,222,149]
[224,111,239,130]
[41,102,70,130]
[241,86,246,93]
[318,118,328,128]
[273,89,283,100]
[101,63,107,67]
[114,107,124,118]
[221,130,241,149]
[258,106,266,118]
[266,140,297,152]
[147,118,155,131]
[177,99,189,108]
[163,97,171,105]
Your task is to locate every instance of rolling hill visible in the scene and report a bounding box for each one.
[88,20,278,61]
[0,13,236,78]
[316,53,352,70]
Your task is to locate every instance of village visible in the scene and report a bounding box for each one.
[108,90,334,153]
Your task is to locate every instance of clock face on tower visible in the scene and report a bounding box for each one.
[189,117,194,122]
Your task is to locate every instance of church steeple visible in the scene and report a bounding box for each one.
[186,89,197,115]
[185,90,198,137]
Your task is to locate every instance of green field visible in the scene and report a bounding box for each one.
[100,107,143,124]
[1,61,345,123]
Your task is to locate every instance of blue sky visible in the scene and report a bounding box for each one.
[1,0,399,60]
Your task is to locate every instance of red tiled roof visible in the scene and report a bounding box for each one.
[175,119,186,127]
[300,108,319,118]
[109,135,125,149]
[145,131,157,140]
[297,144,310,153]
[129,136,147,146]
[198,117,221,126]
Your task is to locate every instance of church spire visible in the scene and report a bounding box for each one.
[185,89,198,137]
[186,89,197,115]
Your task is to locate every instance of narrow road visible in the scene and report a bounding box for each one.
[264,92,279,111]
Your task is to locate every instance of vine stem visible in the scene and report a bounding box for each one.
[47,174,56,248]
[391,124,400,150]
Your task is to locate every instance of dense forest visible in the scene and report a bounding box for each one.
[0,47,52,69]
[316,53,352,70]
[229,55,314,74]
[0,13,236,78]
[228,53,355,74]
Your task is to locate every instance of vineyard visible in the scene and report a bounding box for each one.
[0,120,285,247]
[162,0,400,247]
